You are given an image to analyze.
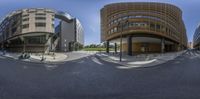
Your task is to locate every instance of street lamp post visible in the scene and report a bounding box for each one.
[119,24,122,62]
[23,40,25,53]
[2,41,5,55]
[118,20,129,62]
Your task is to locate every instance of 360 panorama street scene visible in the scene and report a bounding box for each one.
[0,0,200,99]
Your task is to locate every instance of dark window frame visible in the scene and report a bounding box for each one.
[35,23,46,27]
[22,24,29,29]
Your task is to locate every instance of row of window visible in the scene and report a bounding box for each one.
[108,15,170,27]
[0,13,54,38]
[22,23,54,29]
[22,23,46,29]
[22,14,29,17]
[35,13,46,16]
[23,9,54,14]
[108,12,155,20]
[107,22,179,39]
[35,23,46,27]
[107,11,177,23]
[22,13,50,18]
[22,17,54,22]
[35,17,46,20]
[108,22,147,34]
[108,15,178,33]
[1,13,53,30]
[23,18,29,21]
[22,24,29,29]
[25,36,46,44]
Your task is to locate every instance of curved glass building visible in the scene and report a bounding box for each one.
[0,8,84,52]
[101,2,187,55]
[193,24,200,50]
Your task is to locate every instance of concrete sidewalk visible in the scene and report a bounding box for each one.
[0,51,68,64]
[30,53,68,63]
[96,51,186,69]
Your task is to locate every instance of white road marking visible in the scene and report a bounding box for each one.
[91,57,103,65]
[127,59,157,65]
[194,51,199,56]
[185,51,189,55]
[44,64,58,70]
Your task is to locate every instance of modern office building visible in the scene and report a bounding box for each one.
[187,42,193,49]
[0,8,84,53]
[55,18,84,52]
[101,2,188,55]
[193,24,200,50]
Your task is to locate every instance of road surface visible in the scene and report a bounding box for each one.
[0,50,200,99]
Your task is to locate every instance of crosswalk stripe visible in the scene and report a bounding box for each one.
[185,51,189,55]
[185,50,200,56]
[194,51,198,56]
[185,51,200,56]
[189,51,192,56]
[191,51,195,56]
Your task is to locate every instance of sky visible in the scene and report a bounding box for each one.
[0,0,199,45]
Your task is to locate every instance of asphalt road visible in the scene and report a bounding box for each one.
[0,50,200,99]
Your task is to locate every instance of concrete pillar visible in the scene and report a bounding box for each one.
[106,41,110,53]
[180,45,183,51]
[182,45,185,50]
[127,36,132,56]
[176,43,179,51]
[1,43,3,50]
[22,37,25,53]
[173,44,176,52]
[114,43,117,54]
[172,43,174,52]
[44,34,49,53]
[161,38,165,53]
[177,44,181,51]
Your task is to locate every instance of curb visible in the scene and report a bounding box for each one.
[0,54,68,65]
[96,51,186,68]
[95,54,123,66]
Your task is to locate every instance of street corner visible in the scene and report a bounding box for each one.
[30,53,68,63]
[0,52,68,64]
[96,51,186,69]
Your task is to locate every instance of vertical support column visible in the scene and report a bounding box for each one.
[173,43,178,52]
[23,37,26,53]
[178,43,180,51]
[45,34,49,53]
[1,42,3,51]
[20,36,24,53]
[180,45,183,51]
[161,38,165,53]
[199,45,200,50]
[127,36,132,56]
[172,43,176,52]
[1,42,5,55]
[114,43,117,54]
[176,43,179,51]
[106,41,110,53]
